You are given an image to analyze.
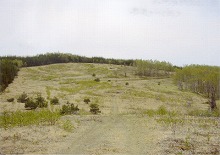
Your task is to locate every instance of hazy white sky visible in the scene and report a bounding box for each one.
[0,0,219,66]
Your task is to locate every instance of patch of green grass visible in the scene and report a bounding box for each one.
[85,91,103,96]
[188,108,220,117]
[40,75,58,81]
[0,110,61,129]
[60,80,111,94]
[144,105,178,117]
[46,86,52,99]
[61,120,74,132]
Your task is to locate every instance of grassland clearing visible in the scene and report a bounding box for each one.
[0,63,219,154]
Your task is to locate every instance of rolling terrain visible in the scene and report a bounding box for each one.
[0,63,220,154]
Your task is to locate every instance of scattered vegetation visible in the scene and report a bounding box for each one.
[90,103,101,114]
[25,98,38,110]
[7,98,14,102]
[94,78,100,82]
[24,93,48,109]
[50,96,59,105]
[60,102,79,115]
[17,92,28,103]
[84,98,91,104]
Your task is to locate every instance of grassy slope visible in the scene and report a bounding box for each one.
[0,63,211,113]
[0,63,220,154]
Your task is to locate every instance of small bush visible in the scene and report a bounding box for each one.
[25,98,38,110]
[94,78,100,82]
[60,103,79,115]
[92,73,96,77]
[17,92,28,103]
[84,98,91,104]
[90,103,101,114]
[7,98,14,102]
[50,96,59,105]
[35,94,48,108]
[125,82,129,85]
[24,94,48,109]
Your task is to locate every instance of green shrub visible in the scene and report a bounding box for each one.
[17,92,28,103]
[90,103,101,114]
[24,94,48,109]
[50,96,59,105]
[125,82,129,85]
[35,94,48,108]
[94,78,100,82]
[60,102,79,115]
[25,98,38,110]
[84,98,91,104]
[7,98,14,102]
[92,73,96,77]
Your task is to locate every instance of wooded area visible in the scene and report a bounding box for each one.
[0,59,22,91]
[174,65,220,110]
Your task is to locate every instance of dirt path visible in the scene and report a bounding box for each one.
[53,98,164,154]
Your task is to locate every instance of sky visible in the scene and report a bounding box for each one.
[0,0,219,66]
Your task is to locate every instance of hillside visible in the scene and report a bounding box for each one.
[0,63,220,154]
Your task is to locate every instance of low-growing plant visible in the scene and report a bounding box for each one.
[84,98,91,104]
[35,93,48,108]
[17,92,28,103]
[94,78,100,82]
[125,82,129,85]
[60,102,79,115]
[92,73,96,77]
[62,120,74,132]
[157,105,168,115]
[144,106,177,117]
[7,98,14,102]
[90,103,101,114]
[188,109,220,117]
[50,96,59,105]
[24,94,48,109]
[25,98,38,110]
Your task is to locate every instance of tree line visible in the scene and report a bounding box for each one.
[0,53,134,67]
[0,59,23,91]
[174,65,220,110]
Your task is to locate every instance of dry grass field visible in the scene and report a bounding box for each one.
[0,63,220,154]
